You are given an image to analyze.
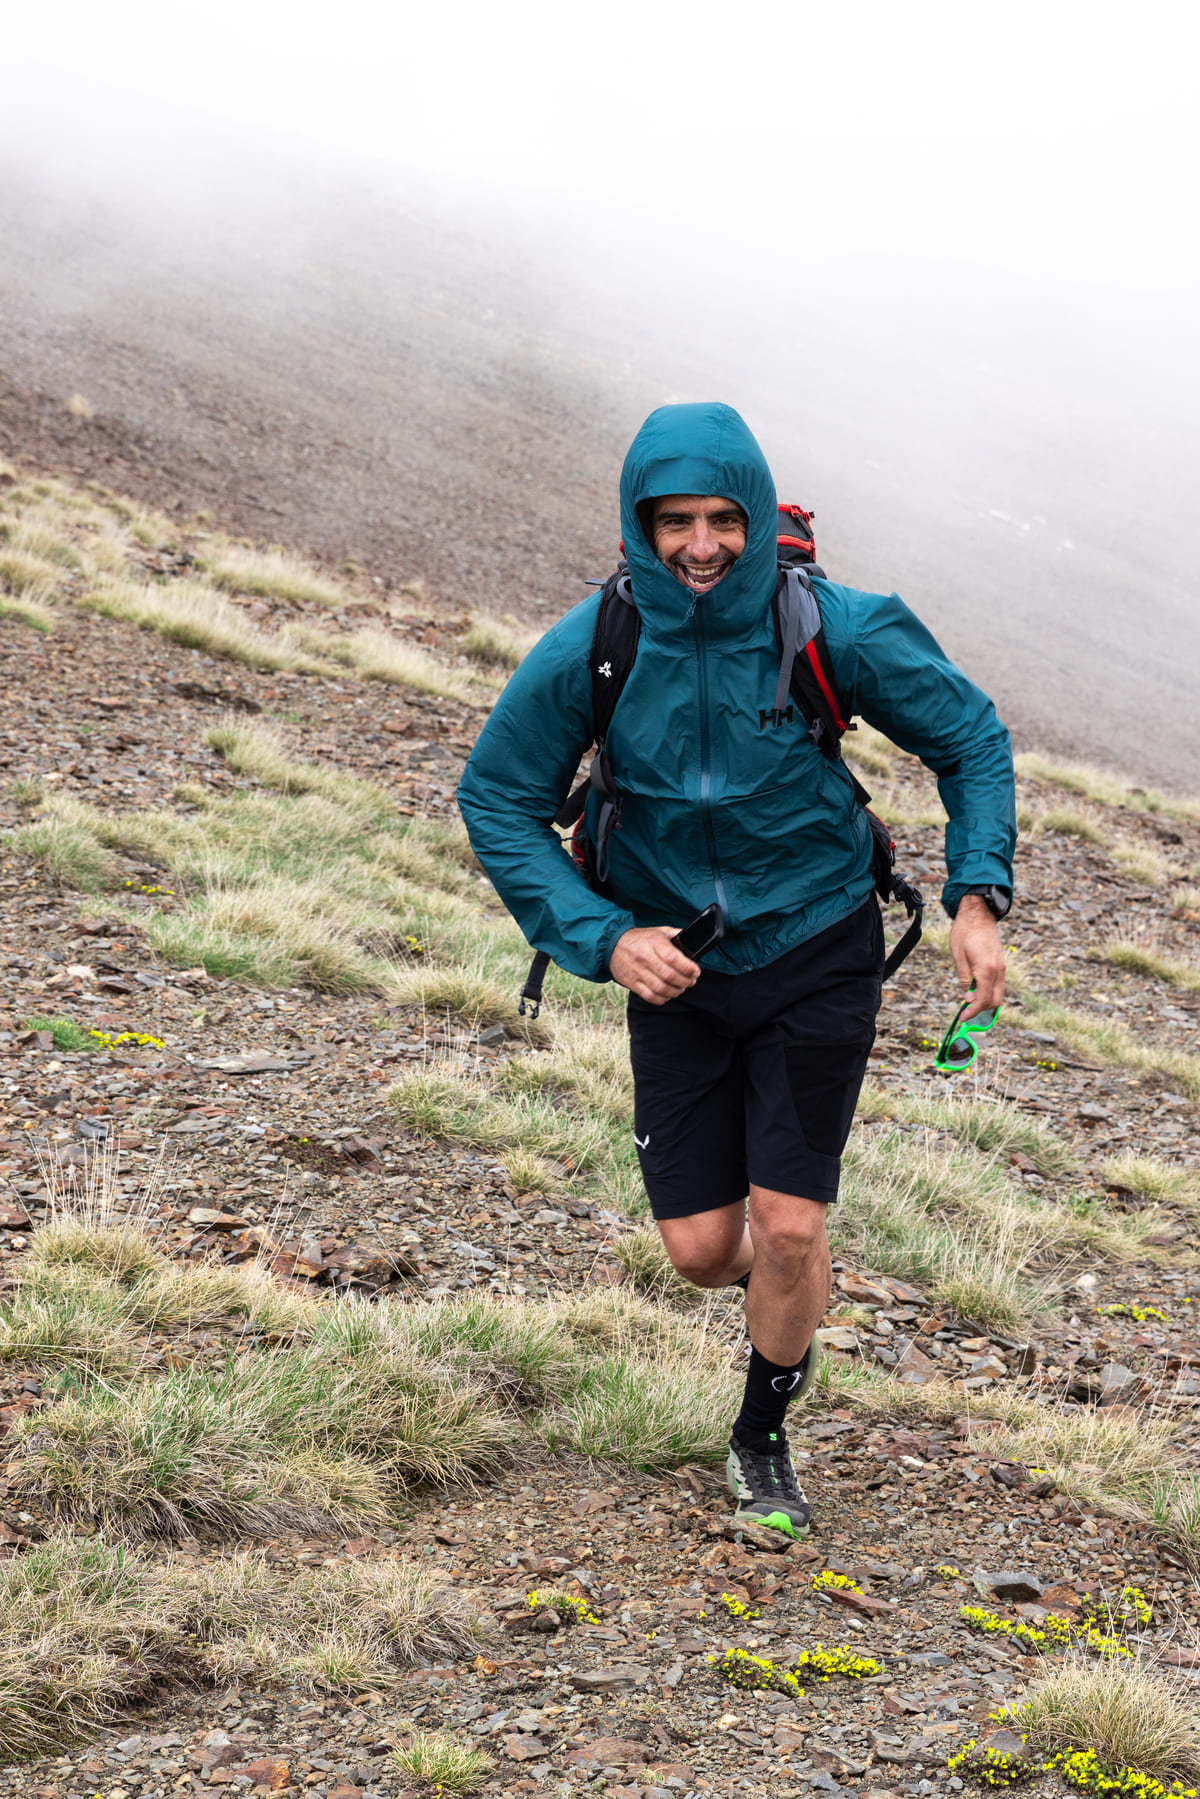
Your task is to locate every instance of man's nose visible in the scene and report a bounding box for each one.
[686,520,721,561]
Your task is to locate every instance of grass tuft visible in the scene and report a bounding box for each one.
[79,577,328,673]
[1020,1656,1200,1788]
[462,612,541,670]
[20,1014,97,1053]
[14,812,121,892]
[1020,995,1200,1101]
[391,1728,493,1795]
[1015,753,1200,825]
[1099,936,1200,991]
[0,1537,479,1761]
[1104,1155,1200,1208]
[1112,844,1172,887]
[201,543,347,606]
[0,590,55,631]
[1036,807,1109,845]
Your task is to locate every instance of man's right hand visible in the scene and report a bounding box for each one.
[610,926,700,1004]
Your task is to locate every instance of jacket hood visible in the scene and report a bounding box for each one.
[619,402,778,641]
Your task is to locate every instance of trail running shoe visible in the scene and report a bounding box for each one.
[726,1430,811,1539]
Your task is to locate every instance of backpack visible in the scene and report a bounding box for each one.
[518,504,923,1017]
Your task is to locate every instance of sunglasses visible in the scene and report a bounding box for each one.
[934,986,1001,1073]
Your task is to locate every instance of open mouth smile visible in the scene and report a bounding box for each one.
[673,558,733,593]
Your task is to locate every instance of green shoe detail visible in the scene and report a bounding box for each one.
[738,1508,798,1539]
[726,1436,811,1537]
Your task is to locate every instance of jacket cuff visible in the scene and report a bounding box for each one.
[943,881,1013,919]
[595,909,638,983]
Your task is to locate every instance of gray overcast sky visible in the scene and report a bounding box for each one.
[7,0,1199,288]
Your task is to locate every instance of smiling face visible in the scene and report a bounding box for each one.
[650,493,748,595]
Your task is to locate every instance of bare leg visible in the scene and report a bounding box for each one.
[656,1186,830,1362]
[656,1201,751,1289]
[742,1186,831,1365]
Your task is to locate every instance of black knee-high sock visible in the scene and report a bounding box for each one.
[732,1344,807,1450]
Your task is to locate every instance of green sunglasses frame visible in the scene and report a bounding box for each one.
[934,988,1001,1072]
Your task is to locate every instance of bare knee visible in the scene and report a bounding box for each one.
[668,1246,733,1287]
[657,1206,748,1288]
[749,1193,830,1279]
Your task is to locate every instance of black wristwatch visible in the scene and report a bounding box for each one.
[959,884,1012,920]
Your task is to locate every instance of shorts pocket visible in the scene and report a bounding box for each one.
[784,1029,875,1157]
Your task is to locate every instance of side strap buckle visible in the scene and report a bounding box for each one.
[520,949,551,1019]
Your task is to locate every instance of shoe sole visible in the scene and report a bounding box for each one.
[732,1505,809,1540]
[726,1448,811,1539]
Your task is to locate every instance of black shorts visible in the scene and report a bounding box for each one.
[627,898,884,1220]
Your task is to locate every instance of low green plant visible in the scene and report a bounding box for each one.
[20,1014,96,1053]
[391,1728,493,1796]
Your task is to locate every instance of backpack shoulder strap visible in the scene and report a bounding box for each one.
[552,565,641,832]
[772,565,849,756]
[590,565,641,744]
[521,569,641,1019]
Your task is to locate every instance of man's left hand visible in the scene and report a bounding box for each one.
[949,894,1006,1018]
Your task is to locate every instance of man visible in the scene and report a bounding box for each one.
[458,401,1015,1539]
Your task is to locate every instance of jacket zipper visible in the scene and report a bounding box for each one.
[694,607,730,925]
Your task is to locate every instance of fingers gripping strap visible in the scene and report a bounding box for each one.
[772,568,822,717]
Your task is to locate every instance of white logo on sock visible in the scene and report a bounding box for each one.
[634,1131,650,1150]
[771,1371,803,1393]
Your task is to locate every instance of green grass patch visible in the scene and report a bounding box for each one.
[391,1729,493,1796]
[20,1014,97,1053]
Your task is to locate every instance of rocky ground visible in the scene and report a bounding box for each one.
[1,496,1200,1796]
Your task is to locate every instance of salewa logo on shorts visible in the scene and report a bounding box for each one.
[633,1131,650,1150]
[758,705,794,729]
[770,1371,803,1393]
[599,661,613,678]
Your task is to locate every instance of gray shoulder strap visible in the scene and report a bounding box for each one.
[772,567,822,717]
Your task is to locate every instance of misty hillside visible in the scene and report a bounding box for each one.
[2,141,1198,790]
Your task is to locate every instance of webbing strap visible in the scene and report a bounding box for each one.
[882,877,924,981]
[519,949,551,1019]
[772,567,822,716]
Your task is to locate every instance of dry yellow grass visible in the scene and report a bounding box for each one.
[1015,752,1200,824]
[1019,1657,1200,1788]
[79,577,328,672]
[0,1537,480,1759]
[0,473,481,704]
[200,542,347,606]
[1098,934,1200,991]
[1112,843,1173,887]
[1032,806,1110,846]
[0,591,54,632]
[462,611,541,669]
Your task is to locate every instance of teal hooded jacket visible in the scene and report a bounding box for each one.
[457,402,1016,982]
